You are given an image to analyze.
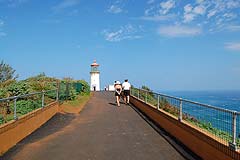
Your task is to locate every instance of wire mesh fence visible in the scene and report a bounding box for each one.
[58,82,83,102]
[131,87,240,150]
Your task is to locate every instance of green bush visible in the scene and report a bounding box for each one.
[0,88,7,98]
[26,73,57,92]
[0,115,4,124]
[7,81,31,96]
[59,80,90,100]
[45,91,57,100]
[10,100,41,115]
[77,80,90,94]
[68,86,77,100]
[0,72,91,124]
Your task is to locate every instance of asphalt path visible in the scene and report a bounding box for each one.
[1,92,188,160]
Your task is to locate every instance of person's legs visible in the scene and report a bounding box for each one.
[126,90,130,104]
[124,90,128,103]
[116,96,120,106]
[127,95,130,104]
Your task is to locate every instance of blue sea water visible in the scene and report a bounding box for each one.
[161,90,240,112]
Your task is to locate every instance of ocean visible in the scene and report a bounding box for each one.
[160,90,240,112]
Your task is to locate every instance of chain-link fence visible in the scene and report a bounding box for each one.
[58,82,83,103]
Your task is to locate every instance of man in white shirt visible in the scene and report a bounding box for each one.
[122,79,131,104]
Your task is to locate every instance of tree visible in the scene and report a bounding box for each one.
[0,60,18,83]
[25,73,58,91]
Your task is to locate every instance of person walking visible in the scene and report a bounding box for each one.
[114,81,122,107]
[122,79,131,104]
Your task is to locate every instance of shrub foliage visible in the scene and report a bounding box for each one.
[0,61,90,124]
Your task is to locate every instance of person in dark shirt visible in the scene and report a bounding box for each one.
[114,81,122,107]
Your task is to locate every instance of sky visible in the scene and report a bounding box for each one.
[0,0,240,91]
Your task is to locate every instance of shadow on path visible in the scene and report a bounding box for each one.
[108,102,117,106]
[1,112,76,159]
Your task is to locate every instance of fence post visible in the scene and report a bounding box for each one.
[66,82,69,100]
[145,91,147,103]
[56,81,60,101]
[137,88,140,99]
[178,98,183,122]
[229,111,237,150]
[56,89,59,101]
[157,95,160,110]
[42,91,45,108]
[14,97,18,120]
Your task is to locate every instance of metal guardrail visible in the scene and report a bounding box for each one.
[0,90,58,102]
[0,89,58,123]
[131,87,240,151]
[0,81,85,125]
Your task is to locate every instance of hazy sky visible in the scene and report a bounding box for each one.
[0,0,240,91]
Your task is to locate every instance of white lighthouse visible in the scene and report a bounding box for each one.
[90,60,100,91]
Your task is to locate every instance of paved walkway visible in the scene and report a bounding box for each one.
[1,92,187,160]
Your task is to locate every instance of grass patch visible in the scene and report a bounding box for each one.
[63,93,90,106]
[60,93,91,113]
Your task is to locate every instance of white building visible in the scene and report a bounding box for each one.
[107,85,115,91]
[90,60,100,91]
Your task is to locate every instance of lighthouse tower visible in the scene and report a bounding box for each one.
[90,60,100,91]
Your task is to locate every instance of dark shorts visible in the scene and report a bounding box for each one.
[115,92,121,96]
[124,90,130,96]
[115,89,121,96]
